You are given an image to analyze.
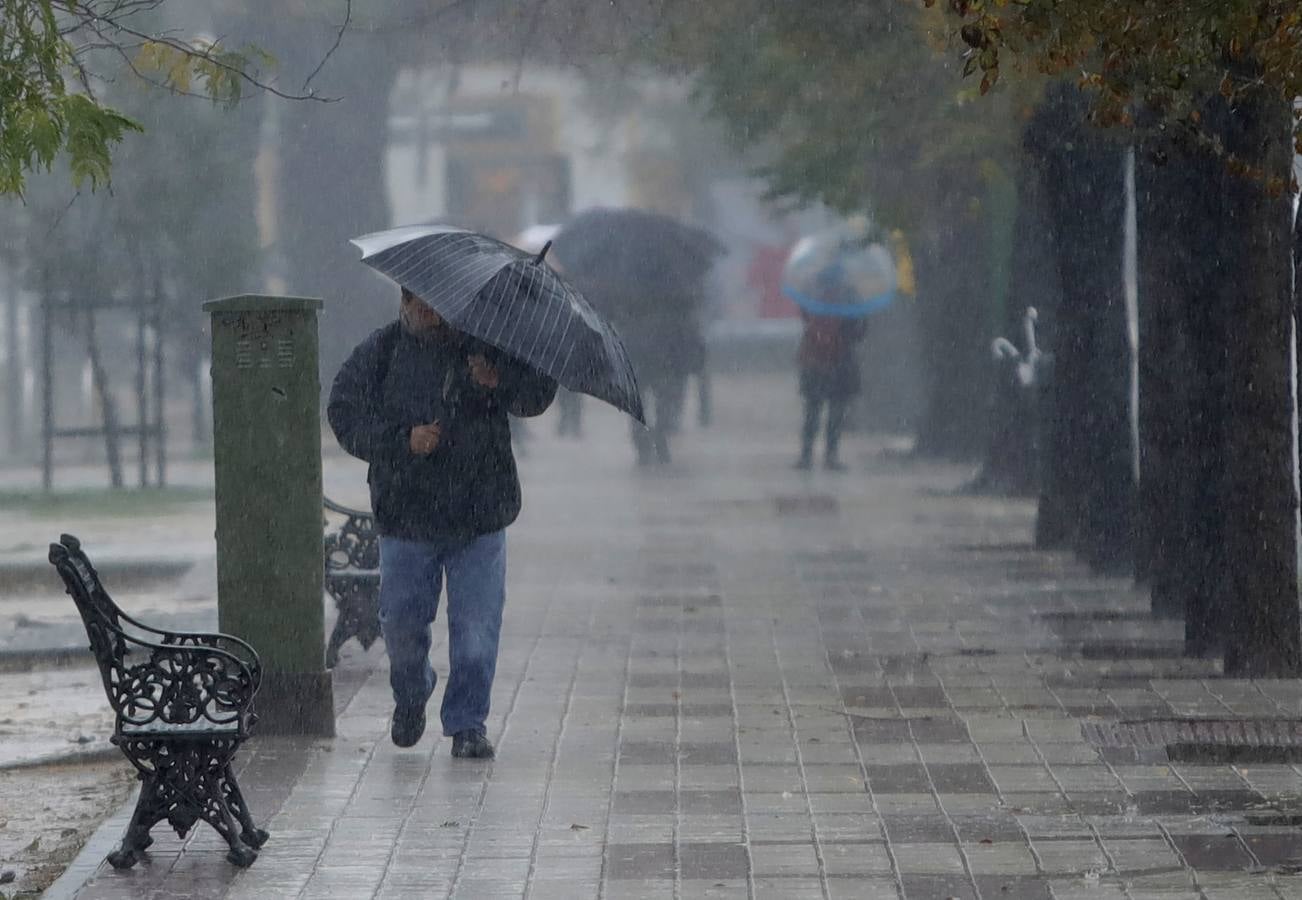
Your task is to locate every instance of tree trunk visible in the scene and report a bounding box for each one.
[4,270,21,457]
[1218,88,1299,677]
[1135,138,1196,619]
[272,40,402,376]
[1133,120,1233,652]
[911,172,995,461]
[1023,94,1084,551]
[1032,86,1134,573]
[215,5,404,377]
[85,310,124,489]
[1181,218,1231,655]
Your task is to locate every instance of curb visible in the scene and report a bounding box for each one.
[0,557,194,594]
[0,744,122,773]
[0,646,92,672]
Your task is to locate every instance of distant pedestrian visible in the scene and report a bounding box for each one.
[625,306,694,465]
[795,312,866,471]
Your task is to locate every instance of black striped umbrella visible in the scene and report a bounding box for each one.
[352,224,644,423]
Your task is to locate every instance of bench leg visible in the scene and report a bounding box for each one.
[195,782,258,867]
[107,773,164,869]
[222,764,269,850]
[122,738,260,868]
[325,614,351,669]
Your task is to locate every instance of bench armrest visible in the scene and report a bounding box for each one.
[324,497,373,519]
[158,632,263,692]
[110,611,262,692]
[108,629,259,731]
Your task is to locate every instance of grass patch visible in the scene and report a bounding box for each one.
[0,486,214,518]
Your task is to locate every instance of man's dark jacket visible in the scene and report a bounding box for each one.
[327,321,557,541]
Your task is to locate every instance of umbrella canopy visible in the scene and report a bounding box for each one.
[781,224,899,320]
[352,224,644,423]
[550,208,725,304]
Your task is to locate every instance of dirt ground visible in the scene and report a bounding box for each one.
[0,760,135,898]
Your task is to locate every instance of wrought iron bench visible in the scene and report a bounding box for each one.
[323,496,381,668]
[48,534,268,869]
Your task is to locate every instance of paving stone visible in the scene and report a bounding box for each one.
[752,876,826,899]
[1239,831,1302,867]
[679,742,737,765]
[891,841,967,874]
[1030,838,1108,874]
[601,878,676,899]
[927,763,997,794]
[965,841,1039,874]
[866,763,932,793]
[883,814,956,843]
[1169,833,1257,870]
[604,842,676,880]
[1102,837,1182,873]
[678,879,749,899]
[749,841,821,877]
[677,842,749,879]
[972,874,1052,899]
[899,874,978,899]
[820,841,893,875]
[808,792,876,815]
[825,876,901,900]
[874,793,942,814]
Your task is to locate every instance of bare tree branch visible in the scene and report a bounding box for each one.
[51,0,336,103]
[302,0,352,95]
[93,34,263,103]
[511,0,550,92]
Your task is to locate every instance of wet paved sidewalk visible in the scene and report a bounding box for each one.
[47,378,1302,899]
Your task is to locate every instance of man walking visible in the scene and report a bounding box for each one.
[328,287,556,757]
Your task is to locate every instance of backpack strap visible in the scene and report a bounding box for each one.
[374,321,401,387]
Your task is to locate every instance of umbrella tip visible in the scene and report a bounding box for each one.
[534,240,552,266]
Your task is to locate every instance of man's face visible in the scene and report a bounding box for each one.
[401,290,444,333]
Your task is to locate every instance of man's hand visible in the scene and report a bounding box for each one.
[468,354,500,389]
[409,422,442,456]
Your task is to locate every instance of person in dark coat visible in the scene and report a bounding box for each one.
[327,287,556,756]
[622,302,695,465]
[796,311,867,470]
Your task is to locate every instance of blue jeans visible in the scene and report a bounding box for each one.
[378,531,506,736]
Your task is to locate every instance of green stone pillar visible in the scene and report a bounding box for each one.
[203,295,334,736]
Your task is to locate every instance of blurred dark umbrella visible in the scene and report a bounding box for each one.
[352,224,644,423]
[550,208,725,305]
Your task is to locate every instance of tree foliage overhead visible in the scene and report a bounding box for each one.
[0,0,298,196]
[941,0,1302,188]
[685,0,1017,228]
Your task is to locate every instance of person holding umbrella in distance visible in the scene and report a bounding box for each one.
[328,225,643,757]
[781,218,898,471]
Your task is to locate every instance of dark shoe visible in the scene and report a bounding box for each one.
[824,457,847,472]
[451,730,495,759]
[794,456,813,471]
[391,701,427,748]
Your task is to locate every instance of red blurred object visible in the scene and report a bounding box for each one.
[747,243,799,319]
